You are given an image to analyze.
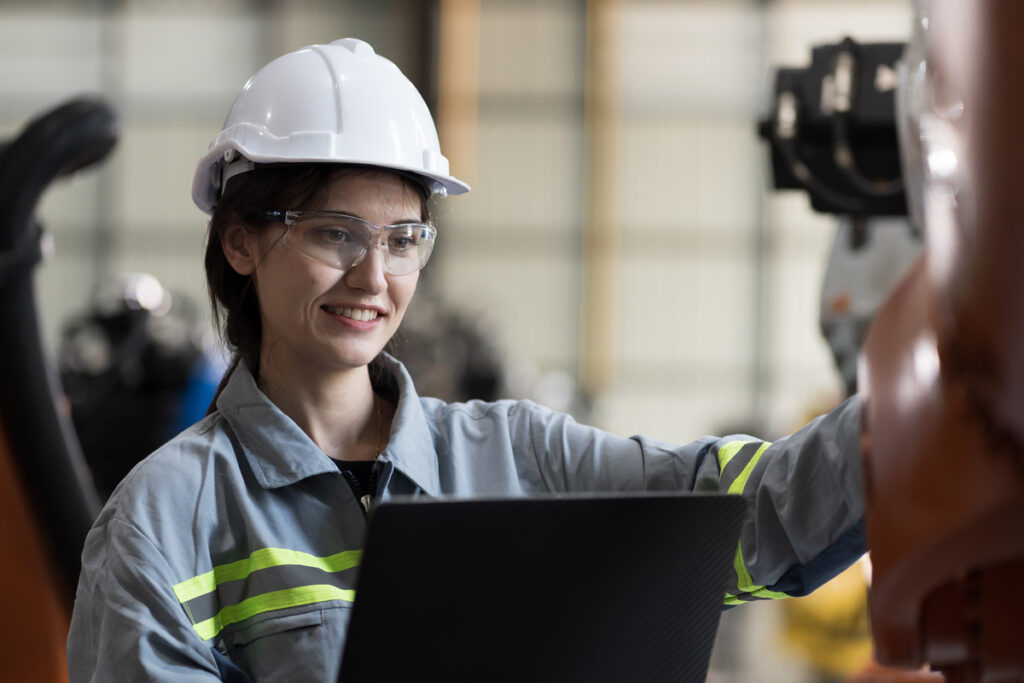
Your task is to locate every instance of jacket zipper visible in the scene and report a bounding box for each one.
[340,467,377,515]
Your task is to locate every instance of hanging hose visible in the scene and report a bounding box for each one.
[0,98,117,599]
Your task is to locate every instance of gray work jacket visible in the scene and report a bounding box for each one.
[67,354,864,681]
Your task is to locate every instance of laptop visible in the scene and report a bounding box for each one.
[338,492,745,683]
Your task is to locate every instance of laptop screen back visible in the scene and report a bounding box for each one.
[339,493,745,683]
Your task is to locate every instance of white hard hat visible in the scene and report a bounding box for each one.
[192,38,470,214]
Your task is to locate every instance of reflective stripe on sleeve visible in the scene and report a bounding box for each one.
[731,539,789,601]
[723,593,745,606]
[718,441,770,495]
[715,440,752,471]
[172,548,362,641]
[717,440,790,604]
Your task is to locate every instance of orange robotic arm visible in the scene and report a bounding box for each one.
[860,0,1024,678]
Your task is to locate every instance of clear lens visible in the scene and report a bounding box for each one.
[280,212,435,275]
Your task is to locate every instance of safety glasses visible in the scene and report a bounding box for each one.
[259,210,436,276]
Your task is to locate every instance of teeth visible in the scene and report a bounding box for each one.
[326,306,379,322]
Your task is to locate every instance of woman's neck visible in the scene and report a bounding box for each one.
[257,356,384,462]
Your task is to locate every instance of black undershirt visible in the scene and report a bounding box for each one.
[334,366,396,510]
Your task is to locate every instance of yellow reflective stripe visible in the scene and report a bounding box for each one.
[723,593,745,606]
[192,584,356,641]
[750,586,790,600]
[716,440,753,471]
[726,442,770,495]
[720,439,789,602]
[732,539,756,592]
[173,548,362,603]
[732,539,789,601]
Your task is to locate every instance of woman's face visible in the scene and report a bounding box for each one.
[231,170,423,377]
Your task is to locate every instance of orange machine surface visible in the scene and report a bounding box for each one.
[860,1,1024,679]
[0,417,70,681]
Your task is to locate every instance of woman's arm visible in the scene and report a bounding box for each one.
[68,517,224,681]
[515,396,865,604]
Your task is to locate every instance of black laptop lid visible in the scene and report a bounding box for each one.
[339,493,745,683]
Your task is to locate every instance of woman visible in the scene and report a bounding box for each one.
[67,38,865,681]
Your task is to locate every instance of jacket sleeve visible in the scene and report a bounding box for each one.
[517,395,865,605]
[67,516,223,682]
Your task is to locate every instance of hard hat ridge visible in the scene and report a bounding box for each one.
[192,37,470,215]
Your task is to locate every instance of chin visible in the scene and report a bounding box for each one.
[327,345,386,371]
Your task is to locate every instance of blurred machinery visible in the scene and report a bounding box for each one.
[859,0,1024,679]
[756,32,922,683]
[763,1,1024,679]
[780,559,873,680]
[388,285,504,403]
[392,284,589,418]
[59,273,223,499]
[819,216,922,397]
[0,98,115,682]
[759,36,923,397]
[759,37,906,218]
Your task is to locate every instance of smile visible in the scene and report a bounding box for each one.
[321,305,380,322]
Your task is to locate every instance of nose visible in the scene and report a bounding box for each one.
[343,242,388,293]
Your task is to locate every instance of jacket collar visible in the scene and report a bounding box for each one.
[216,354,439,496]
[373,353,440,497]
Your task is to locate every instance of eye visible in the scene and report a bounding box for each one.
[311,225,353,244]
[388,229,419,253]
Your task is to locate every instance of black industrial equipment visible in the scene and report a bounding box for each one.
[759,37,907,216]
[59,275,215,499]
[0,98,115,598]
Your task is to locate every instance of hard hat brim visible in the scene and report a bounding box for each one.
[192,145,470,215]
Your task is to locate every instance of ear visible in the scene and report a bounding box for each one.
[220,222,261,276]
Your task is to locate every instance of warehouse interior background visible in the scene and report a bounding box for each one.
[0,0,913,680]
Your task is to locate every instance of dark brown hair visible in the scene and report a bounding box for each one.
[204,163,431,386]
